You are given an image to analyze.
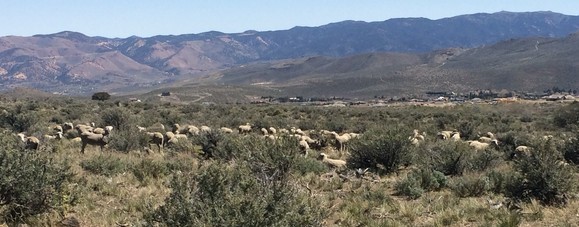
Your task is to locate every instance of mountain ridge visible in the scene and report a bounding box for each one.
[0,11,578,95]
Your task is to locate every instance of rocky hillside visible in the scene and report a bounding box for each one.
[208,32,579,97]
[0,11,578,95]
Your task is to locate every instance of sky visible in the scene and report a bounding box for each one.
[1,0,578,38]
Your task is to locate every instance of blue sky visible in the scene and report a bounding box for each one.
[1,0,578,38]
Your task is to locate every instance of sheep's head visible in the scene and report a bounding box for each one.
[491,139,500,146]
[318,153,327,160]
[16,133,26,142]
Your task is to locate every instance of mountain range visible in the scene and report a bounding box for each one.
[0,11,578,97]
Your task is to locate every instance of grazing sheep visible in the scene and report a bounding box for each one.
[330,132,351,152]
[200,126,211,133]
[260,128,269,135]
[514,145,531,157]
[220,127,233,134]
[173,123,191,135]
[298,139,310,156]
[44,132,63,141]
[478,136,494,143]
[348,132,361,139]
[76,125,111,153]
[318,153,347,168]
[437,130,454,140]
[136,125,147,132]
[146,132,165,153]
[62,122,74,132]
[92,127,105,134]
[409,129,425,146]
[450,132,461,141]
[268,127,277,135]
[467,140,499,151]
[409,137,420,146]
[278,128,289,134]
[53,125,64,133]
[295,128,306,136]
[70,137,82,143]
[164,132,180,145]
[238,123,252,134]
[412,129,426,140]
[17,133,40,150]
[478,131,496,143]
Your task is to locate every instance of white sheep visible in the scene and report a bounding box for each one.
[298,139,310,156]
[17,133,40,150]
[53,125,63,133]
[200,125,211,133]
[260,128,269,135]
[76,125,111,154]
[268,127,277,135]
[412,129,426,141]
[238,123,252,134]
[514,145,531,157]
[478,132,496,143]
[330,132,351,152]
[409,137,420,146]
[44,132,63,141]
[136,125,147,132]
[318,153,347,168]
[467,140,499,151]
[450,132,461,141]
[220,127,233,134]
[62,122,74,132]
[146,132,165,153]
[437,130,454,140]
[164,131,180,145]
[348,132,361,139]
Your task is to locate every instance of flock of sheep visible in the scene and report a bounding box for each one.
[14,120,554,169]
[14,121,362,169]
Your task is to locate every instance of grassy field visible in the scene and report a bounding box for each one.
[0,96,577,226]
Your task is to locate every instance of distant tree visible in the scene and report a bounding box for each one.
[92,92,111,101]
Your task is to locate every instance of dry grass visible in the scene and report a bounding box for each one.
[0,98,577,226]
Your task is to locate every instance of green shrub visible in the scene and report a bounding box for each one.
[420,141,473,176]
[450,174,490,198]
[563,135,579,165]
[107,128,150,153]
[132,158,170,185]
[457,121,478,140]
[80,154,131,177]
[0,104,45,133]
[195,131,226,159]
[91,92,111,101]
[486,169,510,194]
[347,127,412,174]
[0,133,74,224]
[553,101,579,128]
[395,168,446,199]
[395,175,424,199]
[505,140,576,206]
[469,148,504,172]
[145,161,326,226]
[293,156,329,175]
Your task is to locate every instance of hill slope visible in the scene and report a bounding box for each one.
[207,33,579,98]
[0,11,578,95]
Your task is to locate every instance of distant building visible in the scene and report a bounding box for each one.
[161,91,171,96]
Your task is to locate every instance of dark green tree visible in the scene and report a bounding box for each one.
[91,92,111,101]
